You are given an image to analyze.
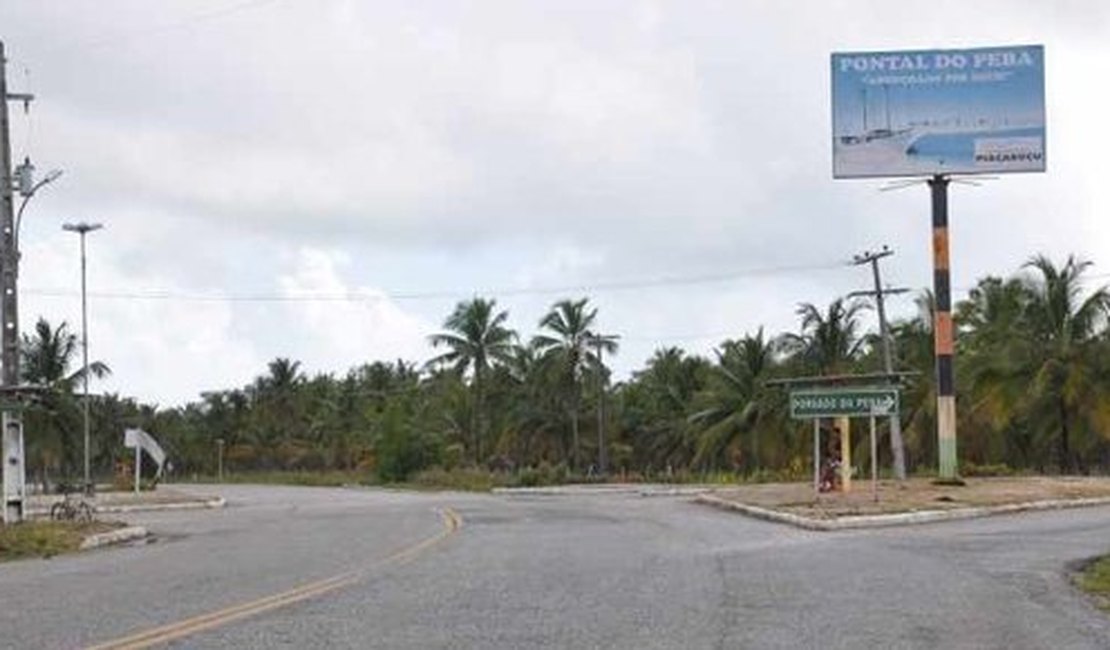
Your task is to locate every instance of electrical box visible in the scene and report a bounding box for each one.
[2,412,25,523]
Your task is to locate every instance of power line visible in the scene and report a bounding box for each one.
[22,259,853,304]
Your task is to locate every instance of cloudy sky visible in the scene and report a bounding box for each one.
[0,1,1107,406]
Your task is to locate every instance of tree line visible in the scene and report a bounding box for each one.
[19,254,1110,485]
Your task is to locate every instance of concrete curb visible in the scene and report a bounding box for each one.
[493,486,639,496]
[79,525,149,550]
[493,485,713,497]
[694,493,1110,531]
[638,487,713,498]
[26,496,226,518]
[94,496,226,514]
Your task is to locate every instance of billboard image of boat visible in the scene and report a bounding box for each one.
[831,45,1045,178]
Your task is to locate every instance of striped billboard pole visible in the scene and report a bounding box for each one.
[929,175,958,480]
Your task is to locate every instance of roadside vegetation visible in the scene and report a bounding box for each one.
[0,521,119,562]
[16,254,1110,489]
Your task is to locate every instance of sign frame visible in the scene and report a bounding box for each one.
[789,388,900,420]
[831,44,1046,179]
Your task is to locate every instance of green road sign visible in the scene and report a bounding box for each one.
[789,388,899,419]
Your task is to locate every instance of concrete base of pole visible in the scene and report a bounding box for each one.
[937,395,958,479]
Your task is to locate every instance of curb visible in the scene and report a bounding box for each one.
[492,485,713,497]
[26,496,226,518]
[95,496,226,514]
[694,493,1110,531]
[493,485,645,496]
[79,526,149,550]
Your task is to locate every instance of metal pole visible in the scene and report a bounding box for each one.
[134,443,140,494]
[63,222,102,493]
[596,337,605,476]
[929,175,958,480]
[80,230,90,493]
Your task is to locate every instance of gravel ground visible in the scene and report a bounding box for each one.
[709,476,1110,518]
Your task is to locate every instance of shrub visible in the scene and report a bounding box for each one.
[375,404,442,483]
[961,462,1016,477]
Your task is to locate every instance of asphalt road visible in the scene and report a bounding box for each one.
[2,484,1110,649]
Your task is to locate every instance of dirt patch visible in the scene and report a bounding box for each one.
[708,476,1110,520]
[0,520,124,561]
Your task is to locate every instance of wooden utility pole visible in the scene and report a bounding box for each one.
[837,416,851,491]
[851,246,909,480]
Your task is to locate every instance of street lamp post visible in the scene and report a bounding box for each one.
[62,221,102,494]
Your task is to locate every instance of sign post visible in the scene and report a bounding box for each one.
[790,388,899,498]
[812,420,820,495]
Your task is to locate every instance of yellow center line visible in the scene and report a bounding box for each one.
[87,507,462,650]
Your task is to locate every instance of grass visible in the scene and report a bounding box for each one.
[179,470,372,488]
[176,466,816,492]
[0,520,120,562]
[1077,555,1110,611]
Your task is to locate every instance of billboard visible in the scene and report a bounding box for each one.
[831,45,1045,178]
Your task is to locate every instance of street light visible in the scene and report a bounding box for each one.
[15,158,63,253]
[62,221,103,494]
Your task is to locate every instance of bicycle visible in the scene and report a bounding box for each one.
[50,490,95,523]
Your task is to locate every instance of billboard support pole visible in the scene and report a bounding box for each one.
[929,174,958,480]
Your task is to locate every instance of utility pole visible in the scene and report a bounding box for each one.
[850,246,908,481]
[591,333,618,477]
[1,41,37,524]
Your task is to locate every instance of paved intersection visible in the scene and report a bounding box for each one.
[1,484,1109,648]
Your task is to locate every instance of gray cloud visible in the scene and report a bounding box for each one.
[1,0,1107,403]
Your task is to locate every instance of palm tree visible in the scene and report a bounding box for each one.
[779,299,868,375]
[258,358,305,464]
[21,318,110,389]
[1017,255,1108,471]
[778,299,867,484]
[621,347,710,471]
[533,298,615,472]
[20,318,110,480]
[689,329,780,473]
[958,257,1110,473]
[428,297,516,463]
[956,278,1033,466]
